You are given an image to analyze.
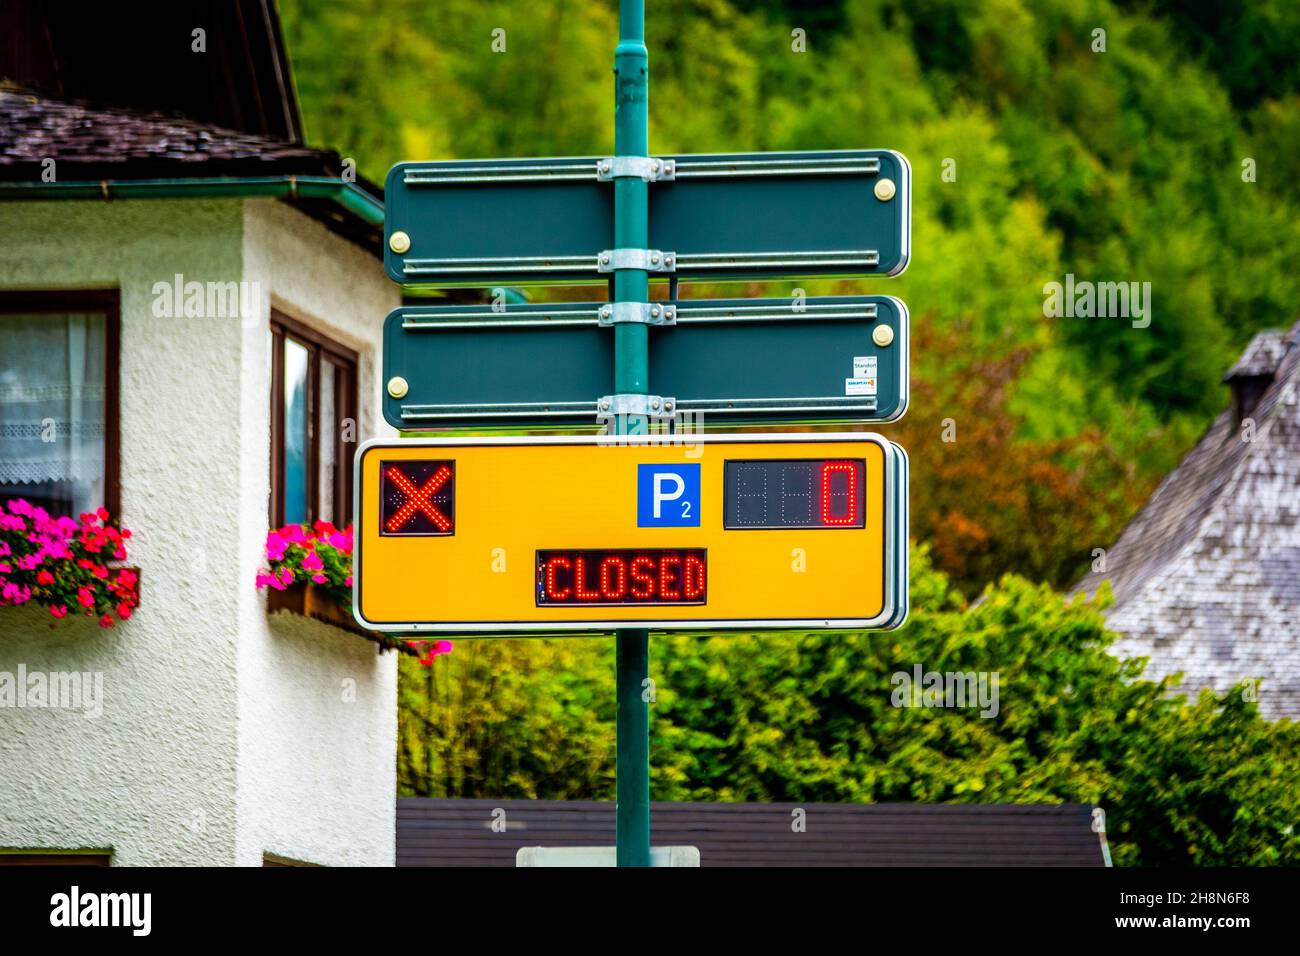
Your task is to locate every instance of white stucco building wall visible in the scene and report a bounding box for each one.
[0,197,399,865]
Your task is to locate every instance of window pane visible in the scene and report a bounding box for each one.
[319,359,337,524]
[0,313,106,517]
[282,338,309,526]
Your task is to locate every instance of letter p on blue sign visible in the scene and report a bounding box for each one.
[637,464,700,527]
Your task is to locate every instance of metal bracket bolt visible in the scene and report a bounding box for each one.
[597,302,677,326]
[596,393,677,419]
[596,156,677,182]
[597,248,677,273]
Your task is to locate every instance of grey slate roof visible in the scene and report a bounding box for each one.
[1227,330,1289,380]
[397,798,1106,866]
[1074,318,1300,719]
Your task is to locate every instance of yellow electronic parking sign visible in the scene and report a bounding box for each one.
[353,433,907,633]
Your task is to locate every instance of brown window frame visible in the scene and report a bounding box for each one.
[0,851,112,866]
[269,310,358,528]
[0,289,121,521]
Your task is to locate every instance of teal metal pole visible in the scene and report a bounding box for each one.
[613,0,652,868]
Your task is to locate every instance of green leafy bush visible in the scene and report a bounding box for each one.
[400,547,1299,865]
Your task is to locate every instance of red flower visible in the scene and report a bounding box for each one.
[3,497,137,629]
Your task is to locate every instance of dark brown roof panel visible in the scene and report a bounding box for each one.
[0,89,337,181]
[0,89,383,255]
[396,798,1105,867]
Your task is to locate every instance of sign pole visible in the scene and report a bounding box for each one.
[372,0,912,870]
[613,0,652,868]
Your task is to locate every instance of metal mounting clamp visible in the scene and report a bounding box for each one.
[596,156,677,182]
[595,393,677,419]
[597,302,677,326]
[596,248,677,273]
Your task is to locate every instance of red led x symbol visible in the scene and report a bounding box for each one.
[385,465,453,533]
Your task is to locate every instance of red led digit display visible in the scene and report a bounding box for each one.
[536,549,707,606]
[723,459,865,529]
[381,460,455,536]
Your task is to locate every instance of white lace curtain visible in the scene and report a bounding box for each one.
[0,313,106,508]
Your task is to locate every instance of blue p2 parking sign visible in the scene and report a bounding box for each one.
[637,464,701,527]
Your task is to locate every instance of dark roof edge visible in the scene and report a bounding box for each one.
[259,0,305,143]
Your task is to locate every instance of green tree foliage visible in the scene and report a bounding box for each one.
[398,637,614,799]
[892,320,1148,594]
[399,548,1300,865]
[279,0,1300,591]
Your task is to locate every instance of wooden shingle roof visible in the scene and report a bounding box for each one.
[1075,319,1300,718]
[397,798,1106,867]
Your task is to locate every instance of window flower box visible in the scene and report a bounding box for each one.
[0,500,140,628]
[265,579,411,653]
[258,521,416,656]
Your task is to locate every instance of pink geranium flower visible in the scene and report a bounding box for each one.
[265,530,288,561]
[256,521,358,618]
[281,524,310,546]
[2,581,32,604]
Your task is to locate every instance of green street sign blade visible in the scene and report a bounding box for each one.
[384,150,910,286]
[382,295,908,430]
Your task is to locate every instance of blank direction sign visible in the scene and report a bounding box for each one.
[384,150,911,286]
[382,295,909,430]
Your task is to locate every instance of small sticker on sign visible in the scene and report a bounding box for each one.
[853,355,877,377]
[845,377,877,396]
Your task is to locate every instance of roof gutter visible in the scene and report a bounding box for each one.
[0,175,384,227]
